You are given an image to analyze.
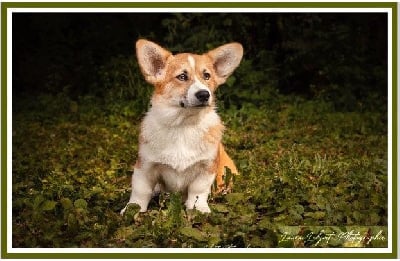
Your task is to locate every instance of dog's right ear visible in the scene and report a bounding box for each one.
[136,39,172,84]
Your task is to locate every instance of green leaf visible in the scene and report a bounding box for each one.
[180,227,207,242]
[208,236,221,247]
[60,198,73,210]
[352,210,361,222]
[288,209,303,221]
[33,195,45,210]
[74,199,88,209]
[212,204,229,213]
[114,226,135,241]
[67,213,78,232]
[257,217,273,230]
[42,200,57,211]
[273,214,287,222]
[369,212,381,224]
[294,204,304,215]
[225,193,245,205]
[225,75,236,87]
[275,205,287,213]
[304,211,326,219]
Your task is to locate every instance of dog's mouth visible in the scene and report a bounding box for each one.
[195,104,209,107]
[179,101,210,108]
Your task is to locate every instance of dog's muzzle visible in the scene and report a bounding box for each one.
[182,83,212,108]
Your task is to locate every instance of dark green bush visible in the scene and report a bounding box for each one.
[159,13,387,111]
[14,13,387,111]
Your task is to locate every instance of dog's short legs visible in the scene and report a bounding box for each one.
[185,173,215,213]
[120,167,155,215]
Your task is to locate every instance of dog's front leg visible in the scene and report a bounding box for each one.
[120,164,156,215]
[185,173,215,213]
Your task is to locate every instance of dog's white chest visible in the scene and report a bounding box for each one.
[140,108,221,172]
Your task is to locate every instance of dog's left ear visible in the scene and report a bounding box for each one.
[207,43,243,85]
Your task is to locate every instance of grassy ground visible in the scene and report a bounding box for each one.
[12,91,388,248]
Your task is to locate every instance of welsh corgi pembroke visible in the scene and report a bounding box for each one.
[121,39,243,214]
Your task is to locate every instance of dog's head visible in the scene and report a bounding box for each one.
[136,39,243,109]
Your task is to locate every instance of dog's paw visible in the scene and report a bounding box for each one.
[185,198,211,213]
[192,203,211,213]
[196,206,211,213]
[120,202,147,215]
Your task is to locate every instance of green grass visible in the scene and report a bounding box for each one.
[11,91,388,248]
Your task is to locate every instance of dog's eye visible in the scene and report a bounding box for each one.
[203,72,211,80]
[176,72,188,81]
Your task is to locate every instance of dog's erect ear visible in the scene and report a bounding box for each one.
[136,39,172,84]
[207,43,243,85]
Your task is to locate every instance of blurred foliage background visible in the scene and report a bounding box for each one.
[13,13,387,112]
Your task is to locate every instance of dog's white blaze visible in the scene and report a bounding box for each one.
[187,77,212,106]
[187,55,211,106]
[188,55,195,70]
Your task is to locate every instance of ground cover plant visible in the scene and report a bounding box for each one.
[11,12,388,248]
[12,90,388,248]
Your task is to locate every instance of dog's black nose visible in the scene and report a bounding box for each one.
[195,90,210,102]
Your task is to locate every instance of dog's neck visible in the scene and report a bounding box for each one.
[148,101,219,127]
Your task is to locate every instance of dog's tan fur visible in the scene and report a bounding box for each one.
[121,39,243,213]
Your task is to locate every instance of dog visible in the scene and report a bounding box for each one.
[121,39,243,214]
